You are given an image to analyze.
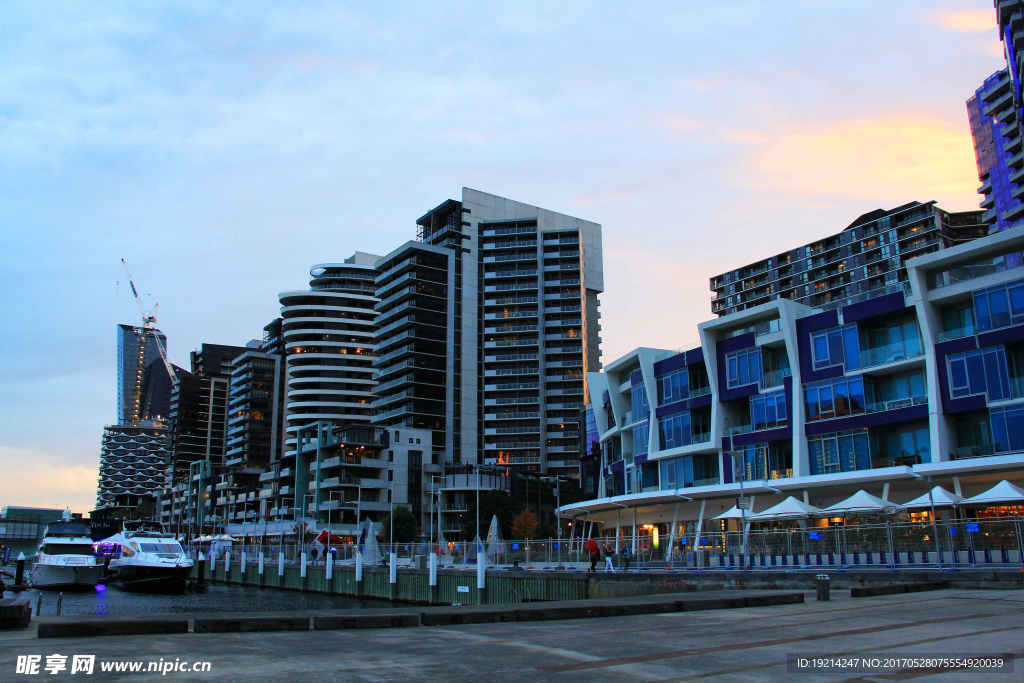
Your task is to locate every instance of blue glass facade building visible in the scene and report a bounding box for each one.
[569,228,1024,539]
[968,70,1024,231]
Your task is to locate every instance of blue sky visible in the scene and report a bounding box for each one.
[0,1,1005,511]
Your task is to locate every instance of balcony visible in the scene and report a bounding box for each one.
[762,367,791,388]
[859,342,923,369]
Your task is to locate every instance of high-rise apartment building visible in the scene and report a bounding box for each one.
[261,255,380,523]
[968,70,1024,231]
[465,189,603,476]
[159,343,248,531]
[95,424,169,514]
[116,323,169,425]
[710,202,986,317]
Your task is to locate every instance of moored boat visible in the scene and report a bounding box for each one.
[97,521,193,592]
[31,517,104,590]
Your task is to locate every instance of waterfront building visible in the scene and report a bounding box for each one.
[159,343,248,533]
[0,507,80,558]
[116,323,170,425]
[709,202,986,317]
[95,424,169,514]
[968,70,1024,231]
[987,3,1024,229]
[261,255,380,524]
[213,346,283,531]
[563,227,1024,551]
[462,189,603,476]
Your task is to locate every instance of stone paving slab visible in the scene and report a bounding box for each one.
[3,589,1023,681]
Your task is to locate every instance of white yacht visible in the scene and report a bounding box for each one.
[31,516,104,590]
[97,521,193,592]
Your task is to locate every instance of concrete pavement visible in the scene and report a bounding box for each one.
[1,589,1022,681]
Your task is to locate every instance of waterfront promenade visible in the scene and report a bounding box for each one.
[2,589,1022,681]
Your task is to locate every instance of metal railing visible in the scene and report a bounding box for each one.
[187,517,1024,570]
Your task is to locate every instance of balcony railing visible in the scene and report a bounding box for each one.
[859,341,923,368]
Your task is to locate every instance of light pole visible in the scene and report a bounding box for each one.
[731,452,749,564]
[541,475,567,566]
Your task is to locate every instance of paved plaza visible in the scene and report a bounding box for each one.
[1,589,1022,681]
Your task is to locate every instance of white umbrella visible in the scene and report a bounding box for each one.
[823,490,899,514]
[960,480,1024,506]
[713,505,747,520]
[749,496,824,520]
[900,485,962,509]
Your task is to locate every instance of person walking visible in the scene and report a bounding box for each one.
[603,543,615,572]
[584,537,599,572]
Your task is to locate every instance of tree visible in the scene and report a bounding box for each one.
[510,508,538,540]
[463,490,520,540]
[379,505,418,543]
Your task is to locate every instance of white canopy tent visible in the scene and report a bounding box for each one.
[749,496,824,521]
[900,486,962,509]
[960,480,1024,506]
[823,490,899,514]
[713,505,748,520]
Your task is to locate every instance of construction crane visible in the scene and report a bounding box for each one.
[121,259,178,425]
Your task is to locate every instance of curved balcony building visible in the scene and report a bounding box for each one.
[96,424,170,511]
[279,254,380,460]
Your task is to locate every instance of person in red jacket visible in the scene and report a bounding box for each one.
[584,538,599,572]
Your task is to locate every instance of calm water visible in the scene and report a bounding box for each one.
[3,583,394,617]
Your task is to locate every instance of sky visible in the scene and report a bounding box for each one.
[0,1,1006,512]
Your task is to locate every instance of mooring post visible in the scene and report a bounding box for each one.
[428,552,438,604]
[258,551,264,584]
[224,551,231,580]
[355,550,363,596]
[476,546,486,605]
[56,592,63,617]
[240,550,247,579]
[15,553,25,587]
[197,552,206,586]
[389,552,397,601]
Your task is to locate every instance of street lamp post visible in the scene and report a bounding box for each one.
[732,452,749,565]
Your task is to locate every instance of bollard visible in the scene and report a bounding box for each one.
[355,551,363,583]
[240,551,247,577]
[816,573,831,601]
[476,545,486,604]
[300,552,307,579]
[197,552,206,586]
[15,553,25,587]
[389,552,397,584]
[56,592,63,617]
[278,551,285,577]
[428,552,438,604]
[35,593,41,616]
[258,551,264,578]
[225,551,231,577]
[325,553,333,581]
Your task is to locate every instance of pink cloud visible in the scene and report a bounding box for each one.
[736,113,980,209]
[932,9,995,33]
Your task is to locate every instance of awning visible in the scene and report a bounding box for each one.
[960,479,1024,506]
[823,489,899,514]
[900,486,962,509]
[713,505,747,520]
[749,496,823,520]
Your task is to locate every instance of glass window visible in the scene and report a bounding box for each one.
[989,288,1010,329]
[948,346,1010,401]
[819,385,834,418]
[805,386,819,420]
[630,382,650,416]
[812,331,830,369]
[843,325,861,369]
[633,422,649,456]
[726,348,762,389]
